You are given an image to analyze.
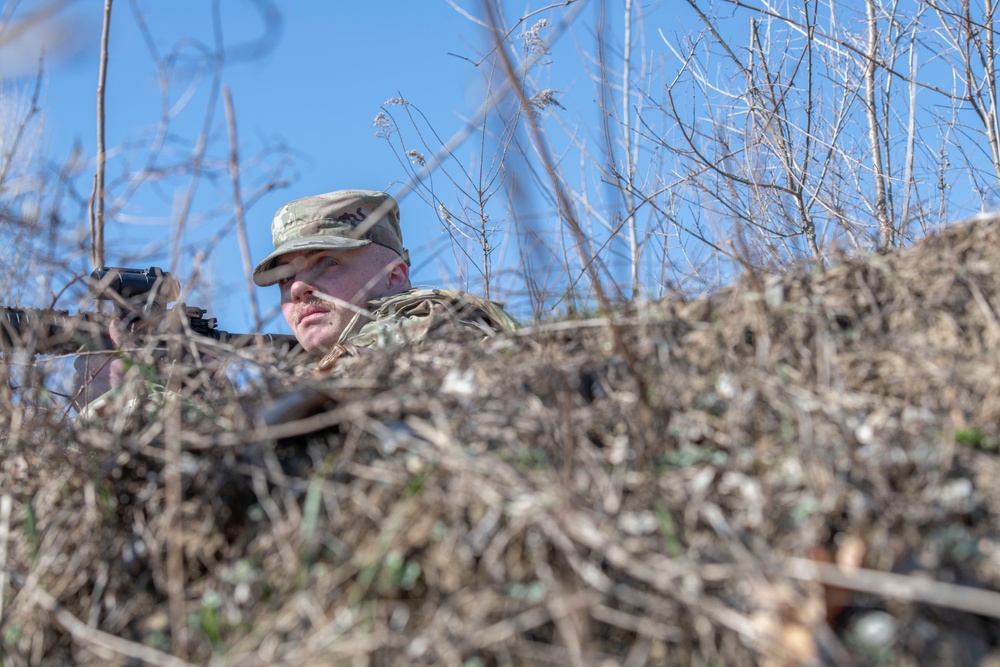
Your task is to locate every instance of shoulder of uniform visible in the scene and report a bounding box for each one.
[368,287,520,329]
[369,287,475,311]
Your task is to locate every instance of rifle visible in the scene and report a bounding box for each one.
[0,266,298,355]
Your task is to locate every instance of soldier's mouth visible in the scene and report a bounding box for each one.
[296,305,329,327]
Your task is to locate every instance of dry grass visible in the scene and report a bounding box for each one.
[5,215,1000,665]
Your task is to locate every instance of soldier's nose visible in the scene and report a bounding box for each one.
[288,277,313,301]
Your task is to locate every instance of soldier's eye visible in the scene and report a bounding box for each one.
[275,267,297,286]
[314,255,339,271]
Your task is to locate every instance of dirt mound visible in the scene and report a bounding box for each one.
[4,216,1000,665]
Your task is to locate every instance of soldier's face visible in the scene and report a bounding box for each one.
[277,246,392,354]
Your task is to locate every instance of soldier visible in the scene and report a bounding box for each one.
[74,189,518,407]
[253,189,518,371]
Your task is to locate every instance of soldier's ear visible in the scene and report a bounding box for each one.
[386,258,410,291]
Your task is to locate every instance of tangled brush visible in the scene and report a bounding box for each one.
[5,216,1000,665]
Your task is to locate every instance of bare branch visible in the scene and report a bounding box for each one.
[88,0,112,271]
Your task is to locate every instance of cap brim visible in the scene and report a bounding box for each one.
[252,235,372,286]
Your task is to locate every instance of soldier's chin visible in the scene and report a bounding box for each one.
[297,328,339,356]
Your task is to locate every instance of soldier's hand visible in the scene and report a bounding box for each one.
[71,318,128,410]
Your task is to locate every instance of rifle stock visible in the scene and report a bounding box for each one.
[1,307,111,355]
[0,305,299,355]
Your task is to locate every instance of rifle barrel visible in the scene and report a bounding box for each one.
[210,330,300,350]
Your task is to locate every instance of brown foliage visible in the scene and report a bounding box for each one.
[5,216,1000,665]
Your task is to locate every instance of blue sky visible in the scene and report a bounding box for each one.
[6,0,656,333]
[10,1,990,338]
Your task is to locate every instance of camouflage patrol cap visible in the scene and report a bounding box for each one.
[253,189,410,286]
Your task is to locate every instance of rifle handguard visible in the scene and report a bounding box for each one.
[1,266,299,354]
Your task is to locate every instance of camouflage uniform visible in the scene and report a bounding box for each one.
[315,287,520,371]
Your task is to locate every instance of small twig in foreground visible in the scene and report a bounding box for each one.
[784,557,1000,619]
